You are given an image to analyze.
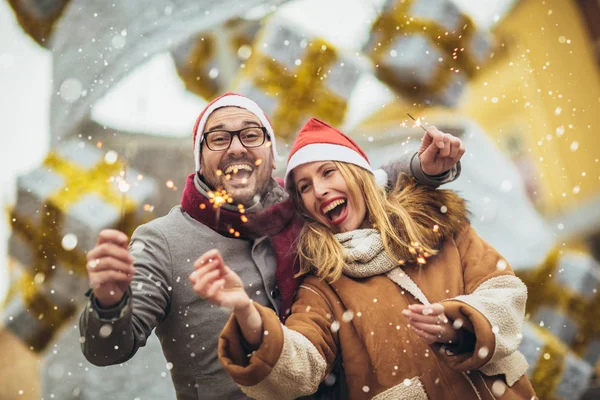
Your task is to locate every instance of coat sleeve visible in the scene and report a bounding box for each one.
[218,282,339,400]
[377,152,461,189]
[439,225,529,386]
[79,223,172,366]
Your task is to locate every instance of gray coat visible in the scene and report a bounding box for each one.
[79,155,457,400]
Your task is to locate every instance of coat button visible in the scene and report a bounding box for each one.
[271,288,280,299]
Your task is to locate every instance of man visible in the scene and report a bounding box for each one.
[79,93,464,399]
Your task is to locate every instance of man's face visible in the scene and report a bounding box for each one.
[199,107,275,206]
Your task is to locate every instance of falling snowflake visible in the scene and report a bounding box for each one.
[104,150,118,165]
[61,233,78,251]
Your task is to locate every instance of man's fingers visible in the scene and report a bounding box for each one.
[97,229,129,248]
[90,270,134,287]
[87,257,135,275]
[87,243,133,264]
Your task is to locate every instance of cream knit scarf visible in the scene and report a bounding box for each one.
[335,229,431,305]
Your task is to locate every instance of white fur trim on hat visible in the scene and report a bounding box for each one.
[285,143,373,186]
[193,94,277,171]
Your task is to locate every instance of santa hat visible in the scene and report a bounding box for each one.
[192,92,278,171]
[284,118,388,187]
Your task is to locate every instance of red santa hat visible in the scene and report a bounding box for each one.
[192,92,278,171]
[284,118,388,187]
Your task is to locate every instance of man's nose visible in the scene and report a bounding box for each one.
[227,135,247,155]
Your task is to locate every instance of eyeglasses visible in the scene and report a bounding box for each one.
[203,127,268,151]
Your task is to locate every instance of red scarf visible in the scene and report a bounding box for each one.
[180,173,303,320]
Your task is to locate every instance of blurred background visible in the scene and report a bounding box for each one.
[0,0,598,399]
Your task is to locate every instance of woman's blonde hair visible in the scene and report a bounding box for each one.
[289,162,445,283]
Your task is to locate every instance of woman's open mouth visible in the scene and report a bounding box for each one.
[321,197,348,225]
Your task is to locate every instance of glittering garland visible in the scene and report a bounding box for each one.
[368,0,481,76]
[4,150,145,350]
[175,19,259,100]
[518,249,600,361]
[365,0,486,101]
[527,323,568,399]
[175,34,220,100]
[243,38,347,141]
[10,151,137,276]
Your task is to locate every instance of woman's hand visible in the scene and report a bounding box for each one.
[402,303,459,345]
[418,126,465,176]
[189,249,264,348]
[189,249,250,312]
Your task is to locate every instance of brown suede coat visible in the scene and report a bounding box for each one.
[218,183,536,400]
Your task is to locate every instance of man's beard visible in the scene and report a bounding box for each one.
[201,155,272,207]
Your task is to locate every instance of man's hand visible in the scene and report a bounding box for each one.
[402,303,458,345]
[189,249,250,312]
[86,229,135,308]
[418,126,465,176]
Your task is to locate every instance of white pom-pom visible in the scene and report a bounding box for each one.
[373,169,388,188]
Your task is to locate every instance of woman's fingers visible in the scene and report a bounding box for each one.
[402,309,445,325]
[189,259,223,283]
[411,327,437,344]
[194,249,225,270]
[408,303,445,315]
[206,279,226,299]
[440,134,452,157]
[448,137,462,159]
[193,268,222,293]
[410,321,444,336]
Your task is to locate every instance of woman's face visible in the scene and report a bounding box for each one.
[293,161,367,234]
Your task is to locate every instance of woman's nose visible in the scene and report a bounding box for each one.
[313,181,329,198]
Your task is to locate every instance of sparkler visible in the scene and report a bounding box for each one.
[406,113,428,132]
[117,161,130,232]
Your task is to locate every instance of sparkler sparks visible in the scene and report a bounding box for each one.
[207,189,235,231]
[208,189,234,209]
[406,113,427,132]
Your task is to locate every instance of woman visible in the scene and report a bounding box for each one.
[190,118,536,399]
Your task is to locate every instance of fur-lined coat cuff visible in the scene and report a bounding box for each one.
[218,303,284,387]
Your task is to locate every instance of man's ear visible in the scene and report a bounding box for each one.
[198,145,204,174]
